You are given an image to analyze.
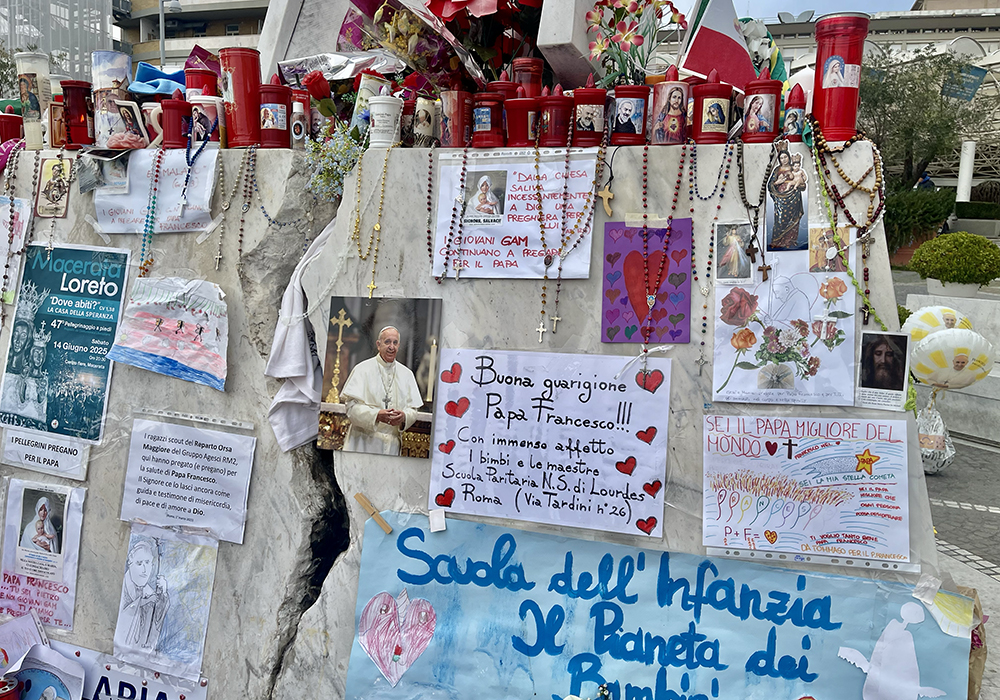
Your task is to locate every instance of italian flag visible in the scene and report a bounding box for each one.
[679,0,757,91]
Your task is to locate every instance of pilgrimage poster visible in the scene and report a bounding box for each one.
[0,244,129,443]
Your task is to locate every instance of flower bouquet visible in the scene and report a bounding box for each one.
[586,0,686,86]
[305,118,366,203]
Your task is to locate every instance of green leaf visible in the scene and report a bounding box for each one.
[736,362,760,370]
[828,311,852,319]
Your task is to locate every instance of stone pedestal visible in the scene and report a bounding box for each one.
[0,149,339,699]
[270,143,941,696]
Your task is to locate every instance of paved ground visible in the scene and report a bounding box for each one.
[893,270,1000,697]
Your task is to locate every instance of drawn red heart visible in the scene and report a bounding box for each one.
[643,480,662,497]
[440,363,462,383]
[636,517,657,535]
[765,441,778,456]
[623,249,665,323]
[636,426,657,444]
[445,397,470,418]
[635,369,664,394]
[650,308,669,323]
[616,456,637,476]
[358,591,436,687]
[435,488,455,507]
[764,530,778,544]
[671,249,688,265]
[438,440,455,454]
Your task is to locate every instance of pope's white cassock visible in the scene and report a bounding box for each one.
[341,355,423,455]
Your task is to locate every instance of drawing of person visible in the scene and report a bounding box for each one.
[465,175,500,217]
[839,602,944,700]
[767,147,807,250]
[120,539,170,650]
[745,96,771,133]
[613,99,638,134]
[766,275,813,326]
[654,87,686,144]
[823,57,846,89]
[20,496,60,553]
[720,227,751,279]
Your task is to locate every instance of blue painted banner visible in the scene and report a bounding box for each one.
[346,511,969,699]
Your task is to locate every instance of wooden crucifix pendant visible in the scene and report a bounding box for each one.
[745,238,759,264]
[598,185,614,217]
[757,262,772,281]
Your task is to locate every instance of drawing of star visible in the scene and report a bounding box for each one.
[855,449,880,475]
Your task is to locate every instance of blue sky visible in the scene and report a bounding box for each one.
[705,0,917,21]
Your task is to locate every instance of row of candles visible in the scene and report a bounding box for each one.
[0,48,309,151]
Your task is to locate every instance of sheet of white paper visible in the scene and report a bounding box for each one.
[112,523,218,682]
[712,228,857,405]
[0,609,48,670]
[429,349,670,537]
[1,429,90,481]
[93,150,218,234]
[6,643,86,700]
[120,418,256,543]
[431,149,597,279]
[0,479,85,630]
[702,414,910,562]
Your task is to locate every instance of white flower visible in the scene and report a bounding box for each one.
[778,328,799,350]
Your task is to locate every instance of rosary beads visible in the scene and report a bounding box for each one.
[138,148,165,277]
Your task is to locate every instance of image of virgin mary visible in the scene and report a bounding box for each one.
[767,148,807,250]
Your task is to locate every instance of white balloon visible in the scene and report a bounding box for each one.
[901,305,974,344]
[911,328,995,390]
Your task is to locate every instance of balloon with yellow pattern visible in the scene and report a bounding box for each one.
[910,328,994,390]
[901,305,974,344]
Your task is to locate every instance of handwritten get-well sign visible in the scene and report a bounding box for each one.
[703,415,909,562]
[429,349,670,536]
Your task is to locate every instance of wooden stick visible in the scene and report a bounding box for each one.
[354,493,392,534]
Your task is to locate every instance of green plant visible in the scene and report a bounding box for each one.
[883,188,955,254]
[305,119,364,203]
[955,201,1000,220]
[898,304,912,326]
[909,231,1000,286]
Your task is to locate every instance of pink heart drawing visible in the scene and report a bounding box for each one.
[623,310,635,323]
[358,590,436,687]
[609,227,624,242]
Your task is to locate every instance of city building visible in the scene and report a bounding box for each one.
[1,0,113,80]
[113,0,268,68]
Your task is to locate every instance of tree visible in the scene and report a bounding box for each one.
[858,46,990,191]
[0,42,16,98]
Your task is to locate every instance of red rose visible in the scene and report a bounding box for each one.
[719,287,759,326]
[302,70,331,101]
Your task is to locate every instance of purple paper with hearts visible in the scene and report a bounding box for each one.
[601,220,693,344]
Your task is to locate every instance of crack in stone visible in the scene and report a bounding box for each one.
[264,447,349,699]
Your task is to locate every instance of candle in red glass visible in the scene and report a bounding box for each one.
[487,70,520,102]
[783,84,806,142]
[159,99,193,149]
[650,65,688,145]
[512,58,544,98]
[609,84,650,146]
[741,66,782,143]
[472,92,505,148]
[185,68,218,99]
[220,47,261,147]
[572,74,606,148]
[813,12,870,140]
[691,69,731,144]
[60,80,94,149]
[539,84,573,147]
[440,90,473,147]
[0,114,22,143]
[259,84,292,148]
[505,85,538,147]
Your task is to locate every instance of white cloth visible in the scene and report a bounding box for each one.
[265,217,335,452]
[341,354,423,455]
[19,496,59,553]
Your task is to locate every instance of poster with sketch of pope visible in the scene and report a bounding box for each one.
[113,523,218,683]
